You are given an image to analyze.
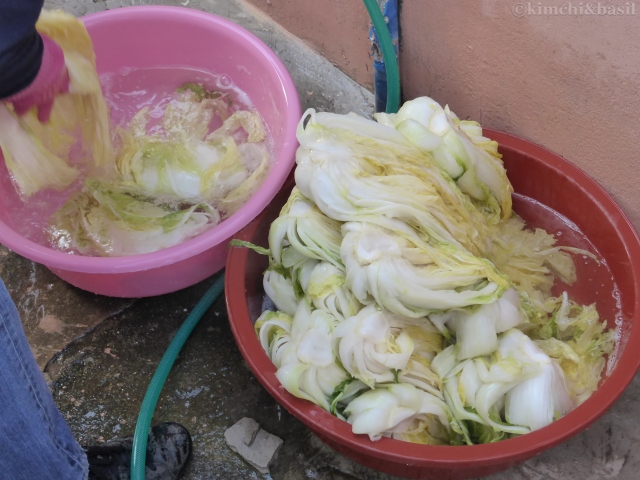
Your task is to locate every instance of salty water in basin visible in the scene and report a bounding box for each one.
[0,66,273,251]
[512,193,622,373]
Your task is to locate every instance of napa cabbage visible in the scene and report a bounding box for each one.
[432,329,574,444]
[268,188,344,268]
[375,97,512,222]
[238,100,615,448]
[333,305,415,388]
[0,10,113,197]
[0,105,79,196]
[533,293,615,404]
[431,289,524,359]
[306,261,362,320]
[267,300,353,411]
[295,109,494,257]
[46,83,271,255]
[344,383,452,444]
[48,180,218,256]
[341,221,507,316]
[115,90,269,215]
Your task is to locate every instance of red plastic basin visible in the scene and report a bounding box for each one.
[225,129,640,479]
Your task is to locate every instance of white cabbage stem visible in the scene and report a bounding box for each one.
[306,262,362,320]
[440,288,524,360]
[263,270,298,316]
[344,383,451,441]
[333,305,414,387]
[341,221,502,316]
[273,301,349,411]
[268,188,343,268]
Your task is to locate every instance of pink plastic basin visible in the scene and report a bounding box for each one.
[0,6,301,297]
[226,130,640,479]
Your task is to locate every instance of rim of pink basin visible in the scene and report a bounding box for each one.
[0,6,301,274]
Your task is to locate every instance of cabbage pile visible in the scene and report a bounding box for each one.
[0,11,271,257]
[241,98,615,445]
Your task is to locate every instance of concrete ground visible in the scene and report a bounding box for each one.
[2,0,638,479]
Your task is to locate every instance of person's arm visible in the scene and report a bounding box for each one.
[0,0,69,122]
[0,0,45,98]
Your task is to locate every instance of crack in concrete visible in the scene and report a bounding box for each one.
[44,300,137,380]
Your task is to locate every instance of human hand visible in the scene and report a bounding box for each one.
[4,34,69,123]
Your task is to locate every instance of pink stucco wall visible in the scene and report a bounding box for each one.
[246,0,373,89]
[248,0,640,228]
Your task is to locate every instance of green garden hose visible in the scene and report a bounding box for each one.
[130,273,225,480]
[362,0,401,113]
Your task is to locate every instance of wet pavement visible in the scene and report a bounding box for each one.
[2,1,638,479]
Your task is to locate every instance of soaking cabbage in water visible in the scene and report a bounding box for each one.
[0,11,273,257]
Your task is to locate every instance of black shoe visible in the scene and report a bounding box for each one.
[85,422,192,480]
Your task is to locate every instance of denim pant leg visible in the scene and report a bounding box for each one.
[0,278,88,480]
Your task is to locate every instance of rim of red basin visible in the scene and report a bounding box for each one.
[225,129,640,467]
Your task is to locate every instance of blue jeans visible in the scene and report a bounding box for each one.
[0,278,88,479]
